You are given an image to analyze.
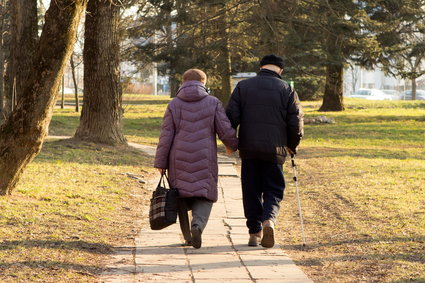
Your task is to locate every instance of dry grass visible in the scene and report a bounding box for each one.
[0,139,154,282]
[278,99,425,283]
[6,94,423,282]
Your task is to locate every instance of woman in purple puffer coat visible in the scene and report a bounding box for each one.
[154,69,238,249]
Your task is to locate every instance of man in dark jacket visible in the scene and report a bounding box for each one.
[226,54,304,248]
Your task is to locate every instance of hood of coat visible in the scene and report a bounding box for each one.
[176,80,209,102]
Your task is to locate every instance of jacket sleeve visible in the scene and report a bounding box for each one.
[225,83,241,130]
[215,100,238,151]
[154,104,175,169]
[286,89,304,150]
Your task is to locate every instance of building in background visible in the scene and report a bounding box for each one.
[344,64,425,97]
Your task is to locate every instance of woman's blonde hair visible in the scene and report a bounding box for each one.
[183,69,207,84]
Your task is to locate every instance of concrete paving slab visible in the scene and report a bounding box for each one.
[218,165,239,176]
[101,145,313,282]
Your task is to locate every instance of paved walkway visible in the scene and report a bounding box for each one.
[99,144,312,282]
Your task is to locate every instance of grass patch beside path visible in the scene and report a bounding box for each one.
[278,99,425,283]
[48,95,425,282]
[0,139,153,282]
[49,94,171,145]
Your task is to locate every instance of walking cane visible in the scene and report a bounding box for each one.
[291,154,306,246]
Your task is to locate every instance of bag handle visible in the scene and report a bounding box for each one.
[157,171,172,189]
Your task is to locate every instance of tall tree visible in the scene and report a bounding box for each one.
[4,0,38,115]
[0,0,87,195]
[70,54,80,112]
[128,0,250,102]
[208,0,232,104]
[0,0,6,118]
[367,0,425,100]
[259,0,383,110]
[74,0,127,145]
[251,0,326,101]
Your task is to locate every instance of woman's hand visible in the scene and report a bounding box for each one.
[157,168,166,174]
[225,146,235,155]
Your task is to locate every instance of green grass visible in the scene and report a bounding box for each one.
[0,139,153,282]
[50,94,170,145]
[278,99,425,283]
[4,94,425,282]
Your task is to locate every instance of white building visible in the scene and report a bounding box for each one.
[344,65,406,96]
[344,65,425,96]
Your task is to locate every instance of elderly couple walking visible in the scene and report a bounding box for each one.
[154,55,304,249]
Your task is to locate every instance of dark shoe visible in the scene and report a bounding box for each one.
[248,232,262,247]
[261,220,275,248]
[191,225,202,249]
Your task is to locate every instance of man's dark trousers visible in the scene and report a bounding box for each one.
[241,158,285,234]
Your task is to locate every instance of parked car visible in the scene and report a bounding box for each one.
[399,89,425,100]
[382,89,401,100]
[350,88,393,100]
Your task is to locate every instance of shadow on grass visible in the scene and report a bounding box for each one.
[392,278,425,283]
[49,116,80,137]
[0,261,101,275]
[281,236,425,252]
[0,239,113,254]
[291,253,424,268]
[35,138,152,166]
[327,114,425,123]
[281,237,425,266]
[298,147,425,160]
[282,236,425,267]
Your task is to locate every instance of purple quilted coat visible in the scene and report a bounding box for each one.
[154,80,238,202]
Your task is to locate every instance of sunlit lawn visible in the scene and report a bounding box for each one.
[279,99,425,282]
[4,94,424,282]
[0,140,153,282]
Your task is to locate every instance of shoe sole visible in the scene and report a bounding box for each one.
[248,240,259,247]
[261,226,275,248]
[191,227,202,249]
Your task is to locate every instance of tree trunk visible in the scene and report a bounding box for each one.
[169,72,179,97]
[4,0,38,116]
[319,64,344,111]
[74,0,126,145]
[61,75,65,108]
[212,1,232,105]
[0,0,5,119]
[216,32,232,105]
[70,55,79,112]
[411,77,417,100]
[0,0,87,195]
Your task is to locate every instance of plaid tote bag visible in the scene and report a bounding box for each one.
[149,172,179,230]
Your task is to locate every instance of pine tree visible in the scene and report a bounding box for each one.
[366,0,425,100]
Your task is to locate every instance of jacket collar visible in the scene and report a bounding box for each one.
[176,80,209,102]
[257,68,282,79]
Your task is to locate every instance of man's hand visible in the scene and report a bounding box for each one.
[157,168,166,174]
[287,147,296,156]
[225,146,236,155]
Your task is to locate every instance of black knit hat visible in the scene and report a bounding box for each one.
[260,54,284,69]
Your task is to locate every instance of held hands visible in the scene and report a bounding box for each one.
[286,147,297,156]
[225,146,236,155]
